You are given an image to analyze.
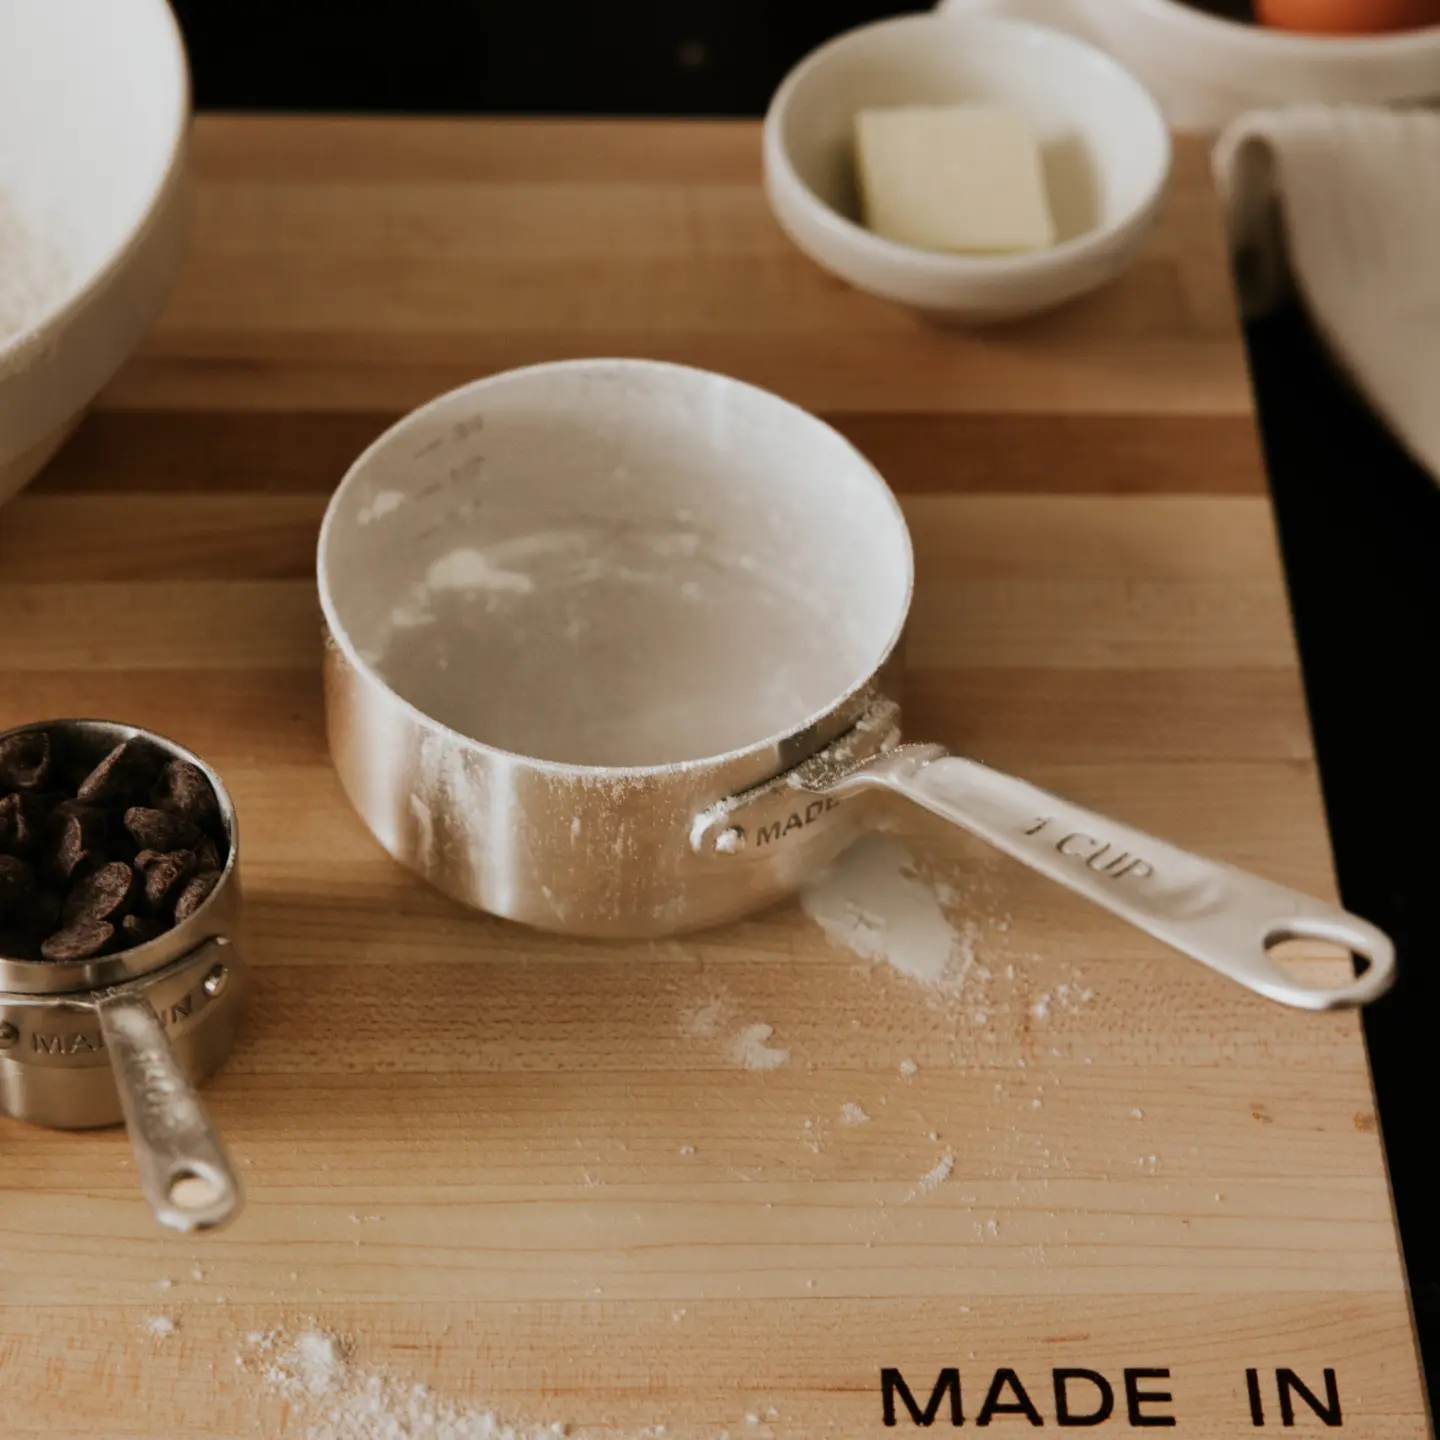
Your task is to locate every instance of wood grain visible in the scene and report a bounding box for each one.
[35,410,1268,495]
[0,118,1424,1439]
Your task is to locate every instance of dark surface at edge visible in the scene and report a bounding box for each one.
[1246,306,1440,1404]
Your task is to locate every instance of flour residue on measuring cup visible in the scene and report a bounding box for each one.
[323,367,910,773]
[355,489,407,526]
[364,519,856,769]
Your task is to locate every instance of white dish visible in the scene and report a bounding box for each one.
[762,14,1171,325]
[938,0,1440,129]
[0,0,190,508]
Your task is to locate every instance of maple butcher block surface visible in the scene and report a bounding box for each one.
[0,119,1426,1438]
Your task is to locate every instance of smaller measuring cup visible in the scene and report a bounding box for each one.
[1,720,245,1232]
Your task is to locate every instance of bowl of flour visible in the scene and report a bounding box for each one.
[0,0,190,508]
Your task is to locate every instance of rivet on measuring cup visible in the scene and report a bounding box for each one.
[0,1021,18,1049]
[203,965,229,998]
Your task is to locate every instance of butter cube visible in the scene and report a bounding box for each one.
[855,104,1056,255]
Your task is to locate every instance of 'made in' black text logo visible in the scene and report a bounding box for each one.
[881,1367,1344,1428]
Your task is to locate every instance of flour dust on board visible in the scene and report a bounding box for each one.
[800,833,1099,1039]
[800,834,979,988]
[247,1327,579,1440]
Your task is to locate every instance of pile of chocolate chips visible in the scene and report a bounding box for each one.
[0,729,229,964]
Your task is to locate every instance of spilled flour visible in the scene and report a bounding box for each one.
[684,992,791,1071]
[801,835,976,989]
[681,994,736,1040]
[906,1149,956,1203]
[260,1329,349,1397]
[248,1328,571,1440]
[730,1023,790,1072]
[798,833,1098,1059]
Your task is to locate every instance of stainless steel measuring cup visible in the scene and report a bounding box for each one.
[1,720,245,1232]
[318,359,1393,1011]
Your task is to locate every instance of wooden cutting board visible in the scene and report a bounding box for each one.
[0,119,1426,1439]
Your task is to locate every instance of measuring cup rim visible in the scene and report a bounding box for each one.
[317,356,916,781]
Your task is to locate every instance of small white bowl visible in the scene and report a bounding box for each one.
[0,0,190,508]
[762,13,1171,325]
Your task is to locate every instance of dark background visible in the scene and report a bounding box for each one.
[171,0,1440,1402]
[170,0,916,115]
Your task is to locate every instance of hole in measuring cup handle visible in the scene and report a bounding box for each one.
[169,1165,225,1212]
[1264,933,1366,982]
[689,698,902,859]
[1255,917,1396,1010]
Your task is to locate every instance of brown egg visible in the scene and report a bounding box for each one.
[1255,0,1440,32]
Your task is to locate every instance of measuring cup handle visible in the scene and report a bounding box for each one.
[96,989,242,1232]
[834,748,1395,1011]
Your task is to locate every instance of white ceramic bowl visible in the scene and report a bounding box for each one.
[762,14,1171,325]
[0,0,190,508]
[939,0,1440,129]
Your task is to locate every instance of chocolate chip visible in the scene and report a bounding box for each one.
[173,870,222,922]
[63,860,137,925]
[0,793,39,858]
[76,738,163,807]
[0,854,38,920]
[41,917,117,962]
[43,798,111,840]
[2,732,229,965]
[135,848,197,914]
[49,808,110,886]
[0,731,55,792]
[120,913,166,946]
[124,806,204,854]
[151,758,221,830]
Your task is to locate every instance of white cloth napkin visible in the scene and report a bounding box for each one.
[1213,106,1440,482]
